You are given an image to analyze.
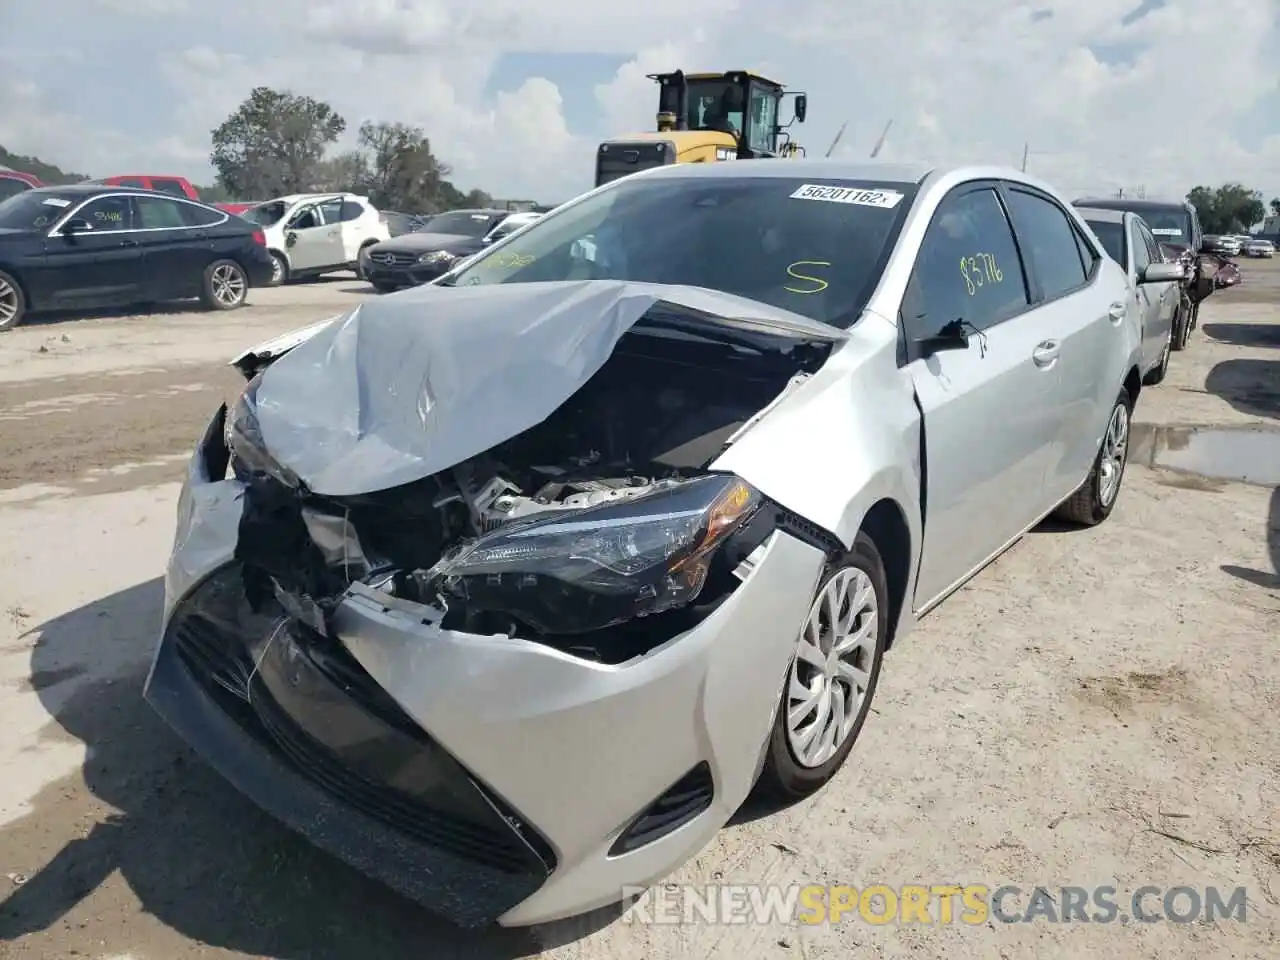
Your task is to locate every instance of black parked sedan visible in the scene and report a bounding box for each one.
[0,184,275,331]
[362,208,512,292]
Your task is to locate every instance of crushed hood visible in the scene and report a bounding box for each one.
[250,279,845,497]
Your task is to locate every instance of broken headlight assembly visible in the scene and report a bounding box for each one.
[224,372,301,488]
[425,474,763,634]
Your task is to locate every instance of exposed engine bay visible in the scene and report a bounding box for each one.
[233,322,830,662]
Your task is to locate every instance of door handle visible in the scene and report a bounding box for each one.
[1108,302,1126,323]
[1032,340,1059,367]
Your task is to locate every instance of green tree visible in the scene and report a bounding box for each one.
[0,145,86,183]
[210,87,346,198]
[1270,198,1280,218]
[1187,183,1266,234]
[464,188,495,208]
[351,120,453,213]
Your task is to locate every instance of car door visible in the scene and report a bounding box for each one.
[334,199,374,260]
[42,194,145,307]
[132,194,214,301]
[901,183,1056,606]
[1126,218,1161,368]
[285,199,345,271]
[1137,220,1176,350]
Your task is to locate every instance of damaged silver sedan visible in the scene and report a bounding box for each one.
[146,160,1142,927]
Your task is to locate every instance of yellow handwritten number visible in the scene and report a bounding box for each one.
[785,261,830,294]
[960,252,1002,295]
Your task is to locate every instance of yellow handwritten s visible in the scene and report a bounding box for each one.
[785,260,830,294]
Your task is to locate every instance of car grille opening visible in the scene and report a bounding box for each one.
[166,564,557,878]
[609,761,714,856]
[370,251,417,266]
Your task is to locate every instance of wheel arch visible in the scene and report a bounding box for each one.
[857,498,913,649]
[0,263,31,306]
[1123,364,1142,406]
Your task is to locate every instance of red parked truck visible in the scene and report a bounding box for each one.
[0,168,42,201]
[87,175,259,216]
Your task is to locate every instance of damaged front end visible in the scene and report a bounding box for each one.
[227,304,829,662]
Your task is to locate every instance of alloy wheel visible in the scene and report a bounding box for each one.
[270,256,284,284]
[0,277,17,327]
[212,264,246,306]
[785,566,878,768]
[1098,400,1129,508]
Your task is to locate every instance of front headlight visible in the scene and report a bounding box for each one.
[419,249,457,264]
[224,373,300,488]
[426,474,763,634]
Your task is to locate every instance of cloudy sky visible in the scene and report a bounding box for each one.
[1,0,1276,205]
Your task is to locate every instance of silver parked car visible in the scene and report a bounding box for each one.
[1078,205,1187,373]
[1242,237,1275,258]
[147,160,1143,928]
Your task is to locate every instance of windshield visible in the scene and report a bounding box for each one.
[1140,209,1191,243]
[242,200,287,226]
[424,211,501,237]
[0,191,78,230]
[1085,220,1126,269]
[446,175,917,328]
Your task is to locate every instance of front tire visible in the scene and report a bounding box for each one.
[0,270,26,332]
[755,533,888,802]
[200,259,248,311]
[1053,387,1131,526]
[1144,322,1173,385]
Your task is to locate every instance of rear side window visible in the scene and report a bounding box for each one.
[1004,189,1087,300]
[179,202,226,227]
[133,195,187,229]
[1086,220,1126,269]
[151,179,189,197]
[340,200,365,221]
[0,179,29,201]
[904,186,1030,336]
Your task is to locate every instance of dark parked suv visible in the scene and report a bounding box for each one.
[1074,197,1212,334]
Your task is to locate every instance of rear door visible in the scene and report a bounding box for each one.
[133,194,215,300]
[42,194,145,306]
[1137,219,1176,350]
[903,183,1057,607]
[1003,186,1123,502]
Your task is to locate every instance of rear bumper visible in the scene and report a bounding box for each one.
[242,249,275,287]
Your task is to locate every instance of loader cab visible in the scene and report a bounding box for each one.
[654,70,806,159]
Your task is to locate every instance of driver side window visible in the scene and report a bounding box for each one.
[747,85,777,154]
[1131,222,1151,272]
[290,206,320,230]
[902,186,1030,340]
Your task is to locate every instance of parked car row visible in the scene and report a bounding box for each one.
[154,158,1200,930]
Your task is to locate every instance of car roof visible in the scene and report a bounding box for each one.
[1073,196,1192,214]
[1075,206,1128,224]
[22,183,123,198]
[635,157,937,185]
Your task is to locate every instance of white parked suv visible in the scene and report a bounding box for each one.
[242,193,390,285]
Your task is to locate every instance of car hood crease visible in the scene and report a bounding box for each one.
[251,280,844,497]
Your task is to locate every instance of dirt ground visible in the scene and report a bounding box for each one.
[0,263,1276,959]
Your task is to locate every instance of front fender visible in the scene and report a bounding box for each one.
[710,310,923,557]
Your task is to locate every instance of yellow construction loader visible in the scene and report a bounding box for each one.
[593,69,807,187]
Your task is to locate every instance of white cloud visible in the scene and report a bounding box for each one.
[0,0,1276,203]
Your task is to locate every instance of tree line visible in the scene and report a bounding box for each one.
[1186,183,1275,235]
[209,86,506,213]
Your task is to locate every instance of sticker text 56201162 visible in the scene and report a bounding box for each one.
[790,184,904,209]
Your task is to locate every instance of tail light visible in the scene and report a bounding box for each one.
[251,229,266,246]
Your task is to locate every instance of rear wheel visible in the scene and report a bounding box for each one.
[266,252,288,287]
[201,259,248,311]
[1053,388,1131,526]
[755,533,888,802]
[0,270,25,332]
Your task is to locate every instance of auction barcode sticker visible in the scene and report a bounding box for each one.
[790,184,904,208]
[1150,228,1183,236]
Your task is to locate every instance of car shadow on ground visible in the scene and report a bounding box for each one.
[0,578,621,958]
[20,300,215,330]
[1202,322,1280,349]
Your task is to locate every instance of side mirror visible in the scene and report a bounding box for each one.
[285,231,298,248]
[911,318,970,359]
[1140,262,1184,284]
[794,94,808,123]
[61,217,91,236]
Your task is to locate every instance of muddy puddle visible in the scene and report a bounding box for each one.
[1130,424,1280,486]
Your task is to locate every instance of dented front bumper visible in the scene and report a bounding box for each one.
[145,408,826,927]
